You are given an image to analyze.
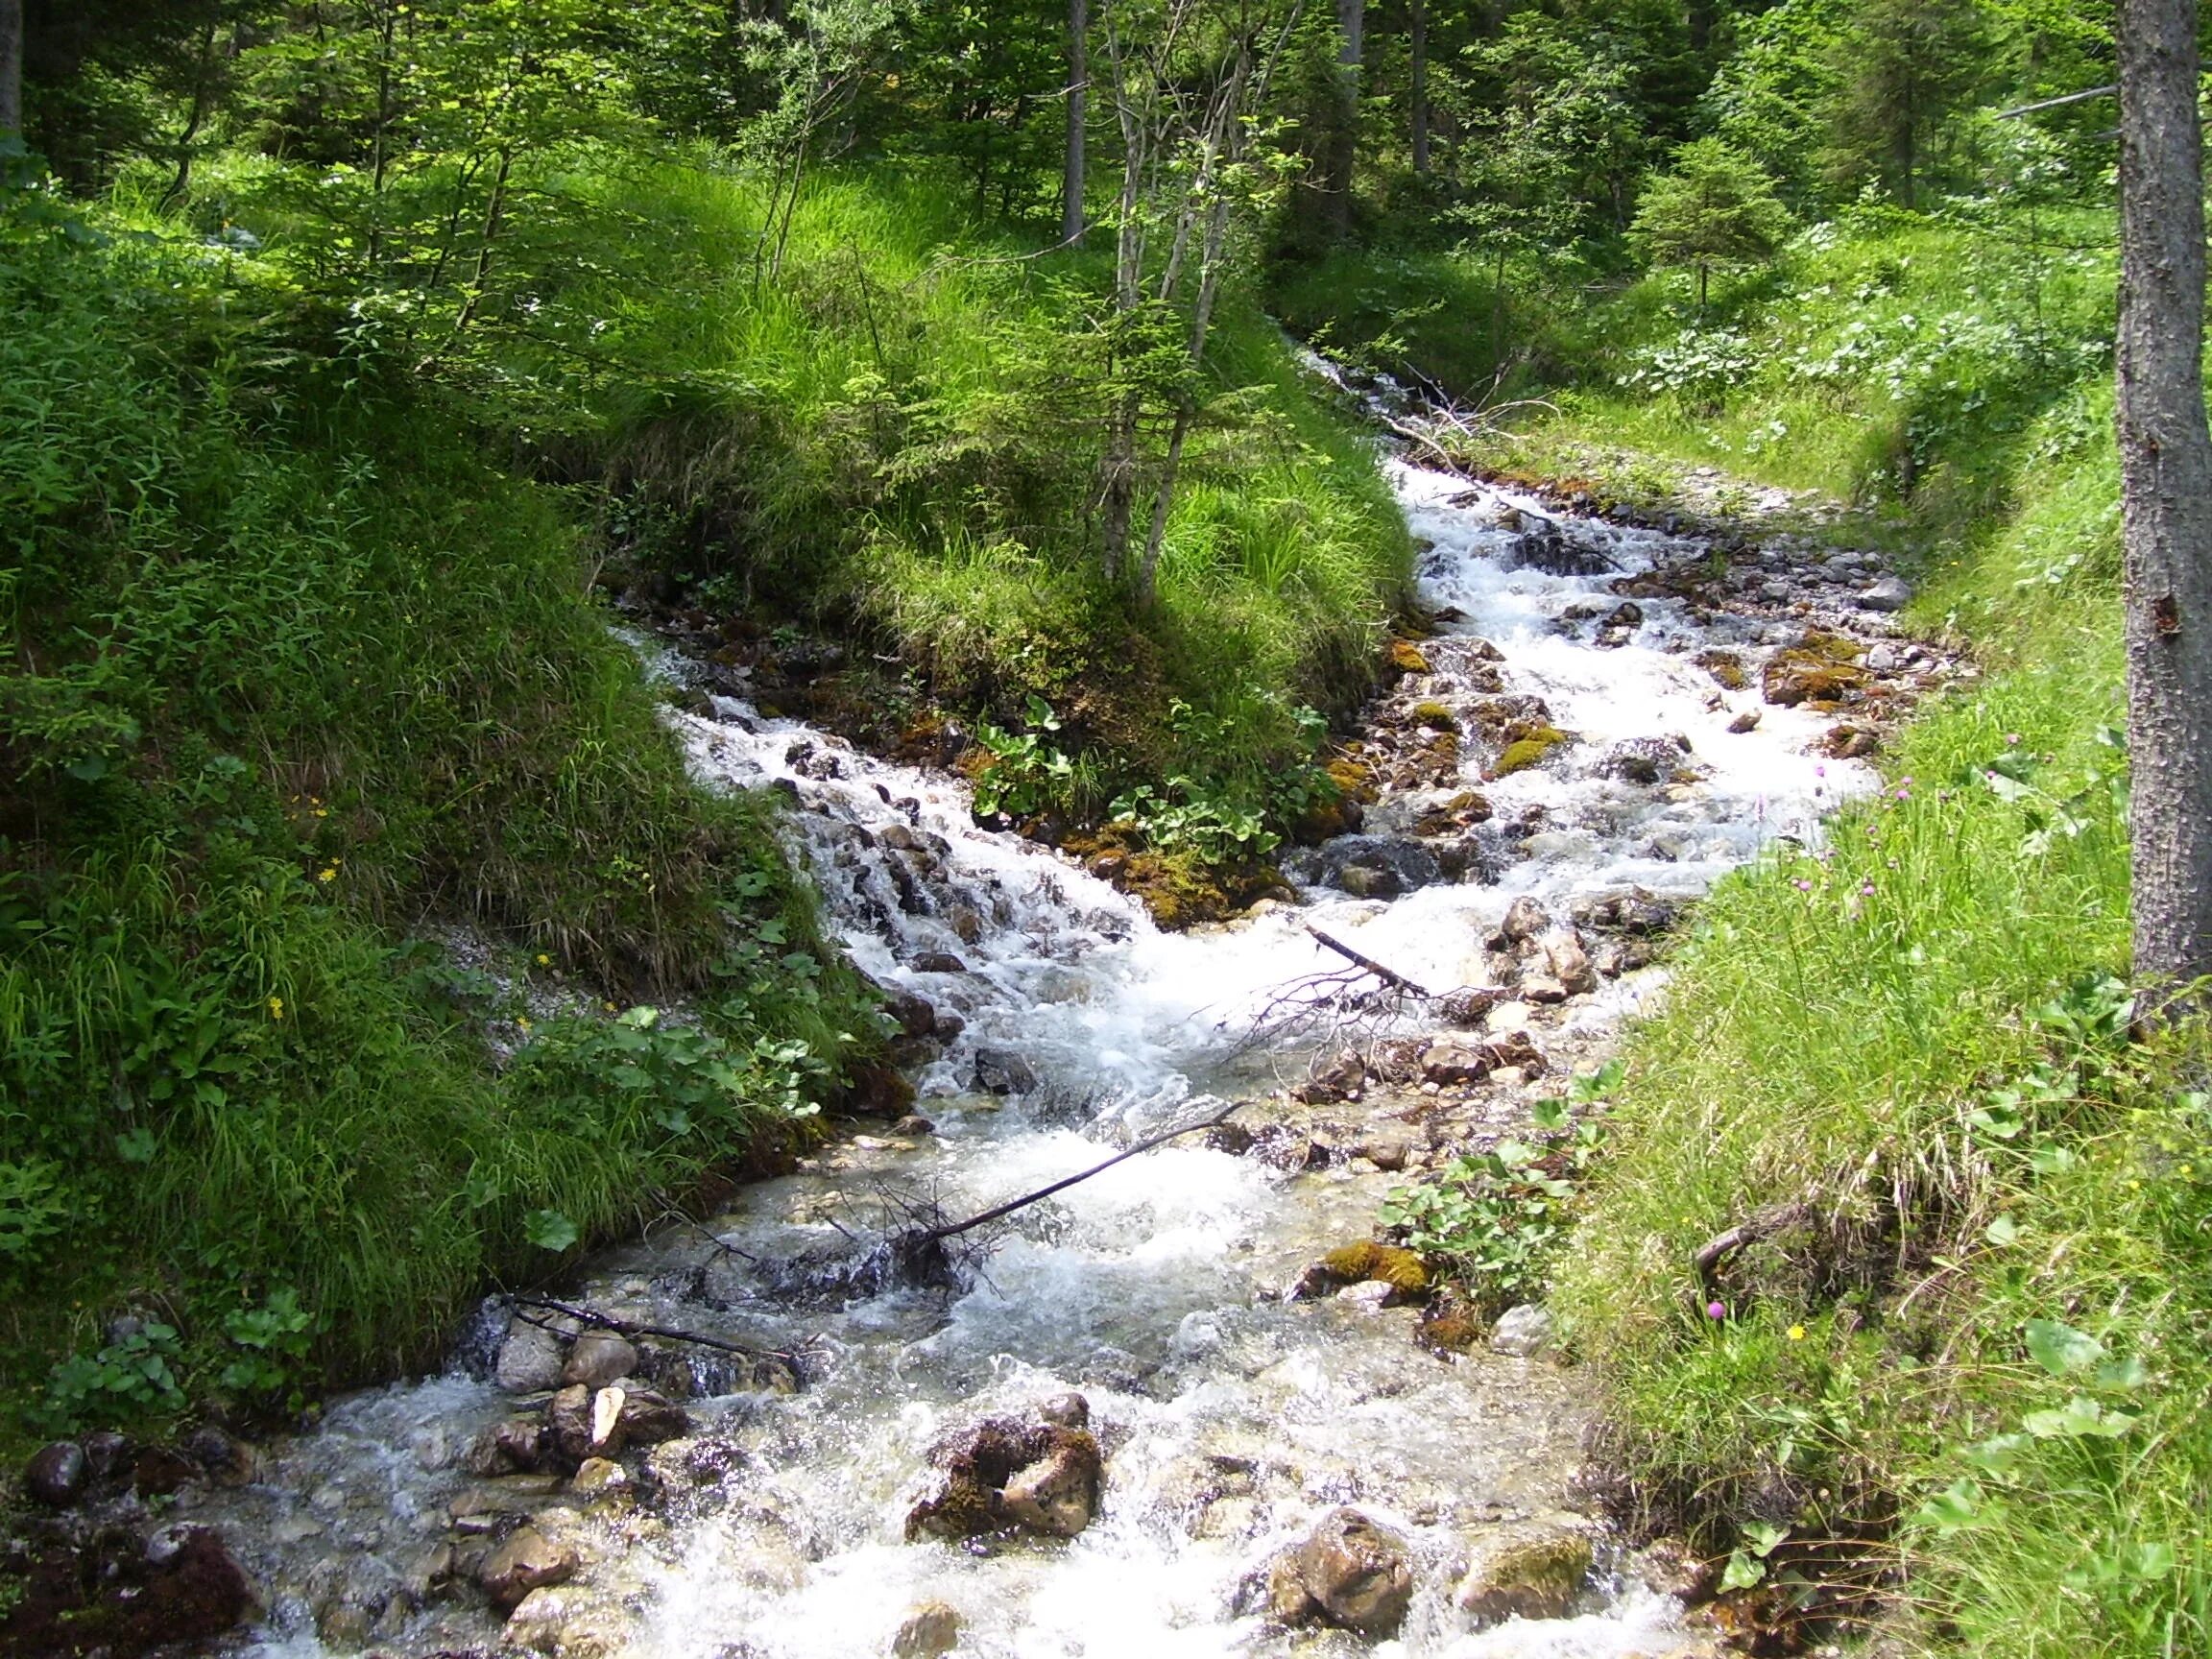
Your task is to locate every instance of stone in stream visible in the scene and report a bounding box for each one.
[892,1601,964,1658]
[562,1332,637,1388]
[467,1417,549,1477]
[1495,896,1551,947]
[1453,1521,1595,1625]
[479,1526,580,1611]
[1537,928,1599,998]
[1437,986,1504,1028]
[25,1440,87,1507]
[496,1315,569,1393]
[1859,574,1913,612]
[904,1418,1104,1542]
[1420,1038,1490,1086]
[1264,1506,1415,1637]
[972,1047,1040,1095]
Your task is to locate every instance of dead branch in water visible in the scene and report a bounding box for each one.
[1302,924,1431,998]
[510,1293,794,1361]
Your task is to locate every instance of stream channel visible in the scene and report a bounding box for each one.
[201,421,1931,1659]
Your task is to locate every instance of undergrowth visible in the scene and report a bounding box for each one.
[0,182,876,1428]
[1308,200,2208,1652]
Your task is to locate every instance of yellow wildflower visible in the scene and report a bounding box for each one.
[318,867,338,883]
[536,952,552,967]
[268,996,284,1020]
[1787,1325,1807,1341]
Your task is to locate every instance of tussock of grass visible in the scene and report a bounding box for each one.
[0,185,873,1419]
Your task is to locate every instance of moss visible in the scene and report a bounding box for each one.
[1696,650,1748,691]
[1409,700,1460,732]
[1326,754,1382,805]
[1762,650,1866,708]
[1389,639,1433,676]
[1492,726,1574,779]
[1322,1240,1431,1293]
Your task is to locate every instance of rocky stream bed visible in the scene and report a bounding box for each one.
[6,439,1960,1659]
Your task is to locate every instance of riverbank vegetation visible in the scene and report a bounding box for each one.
[8,0,2207,1649]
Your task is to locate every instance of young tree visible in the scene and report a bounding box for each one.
[1824,0,1991,207]
[1629,135,1791,309]
[1065,0,1090,240]
[2115,0,2212,990]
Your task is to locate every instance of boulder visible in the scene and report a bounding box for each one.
[480,1527,580,1611]
[25,1441,87,1508]
[547,1384,593,1466]
[569,1458,629,1500]
[1265,1506,1415,1637]
[973,1048,1040,1095]
[497,1316,569,1393]
[1488,1304,1556,1358]
[465,1418,549,1478]
[891,1601,964,1659]
[614,1388,690,1447]
[1000,1442,1101,1537]
[1859,574,1912,612]
[904,1419,1103,1542]
[1437,986,1503,1029]
[562,1332,637,1389]
[1497,896,1551,946]
[1538,929,1599,998]
[1420,1039,1491,1087]
[1454,1522,1593,1625]
[1037,1391,1091,1430]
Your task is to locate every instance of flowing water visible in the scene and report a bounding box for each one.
[193,443,1911,1659]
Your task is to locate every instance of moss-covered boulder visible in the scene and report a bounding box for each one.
[1491,724,1575,779]
[1453,1522,1595,1625]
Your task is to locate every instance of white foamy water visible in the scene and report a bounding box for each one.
[206,447,1883,1659]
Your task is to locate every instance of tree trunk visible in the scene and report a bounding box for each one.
[1408,0,1429,176]
[0,0,22,139]
[1063,0,1088,243]
[1324,0,1363,240]
[2117,0,2212,990]
[1689,0,1716,56]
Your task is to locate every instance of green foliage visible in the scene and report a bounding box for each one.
[971,696,1078,822]
[1629,137,1792,307]
[1380,1063,1620,1310]
[38,1324,187,1431]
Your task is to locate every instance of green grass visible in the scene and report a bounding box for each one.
[0,180,876,1424]
[1304,203,2210,1651]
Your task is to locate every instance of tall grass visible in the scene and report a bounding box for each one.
[1299,203,2210,1651]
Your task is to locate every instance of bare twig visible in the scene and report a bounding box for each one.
[1304,925,1431,998]
[510,1294,793,1361]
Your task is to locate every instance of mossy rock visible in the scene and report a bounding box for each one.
[1695,650,1747,691]
[1409,701,1460,733]
[1388,639,1432,676]
[1762,650,1866,708]
[1325,755,1381,805]
[1321,1240,1431,1293]
[1491,726,1574,779]
[1118,852,1282,931]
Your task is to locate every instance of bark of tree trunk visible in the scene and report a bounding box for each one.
[0,0,23,139]
[1324,0,1363,240]
[1063,0,1088,243]
[2117,0,2212,989]
[1408,0,1429,176]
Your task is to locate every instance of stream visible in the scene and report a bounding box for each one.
[180,435,1934,1659]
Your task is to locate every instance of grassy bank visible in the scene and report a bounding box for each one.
[0,185,877,1428]
[1313,209,2212,1649]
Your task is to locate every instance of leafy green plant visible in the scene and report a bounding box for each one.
[39,1323,187,1430]
[970,695,1075,822]
[1380,1062,1620,1308]
[218,1287,320,1407]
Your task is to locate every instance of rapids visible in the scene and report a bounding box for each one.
[195,445,1917,1659]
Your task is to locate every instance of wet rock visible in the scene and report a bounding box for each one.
[497,1314,569,1393]
[1860,574,1912,612]
[1491,724,1575,778]
[1309,836,1442,898]
[1489,1304,1556,1357]
[83,1429,132,1479]
[911,950,969,974]
[614,1387,690,1447]
[1497,896,1551,946]
[1295,1049,1368,1104]
[1335,1279,1399,1313]
[181,1426,255,1487]
[843,1057,918,1117]
[904,1418,1104,1542]
[1420,1038,1491,1086]
[1000,1440,1101,1537]
[1454,1522,1594,1625]
[548,1383,593,1466]
[480,1526,580,1611]
[1265,1506,1415,1637]
[878,985,940,1040]
[25,1441,87,1507]
[5,1526,253,1655]
[1824,723,1880,758]
[1519,974,1569,1004]
[467,1417,549,1477]
[1336,863,1398,899]
[973,1047,1040,1095]
[504,1585,620,1657]
[892,1601,964,1658]
[1038,1391,1092,1430]
[570,1457,629,1500]
[1538,929,1599,998]
[1482,1031,1547,1074]
[1599,737,1683,785]
[132,1444,198,1496]
[1437,986,1504,1028]
[893,1114,936,1137]
[1763,637,1866,707]
[1632,1536,1719,1604]
[563,1332,638,1389]
[1353,1124,1419,1172]
[1727,709,1761,733]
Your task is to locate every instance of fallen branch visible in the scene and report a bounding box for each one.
[510,1294,793,1361]
[901,1097,1245,1249]
[1304,924,1431,998]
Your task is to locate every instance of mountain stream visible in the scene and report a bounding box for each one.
[187,437,1938,1659]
